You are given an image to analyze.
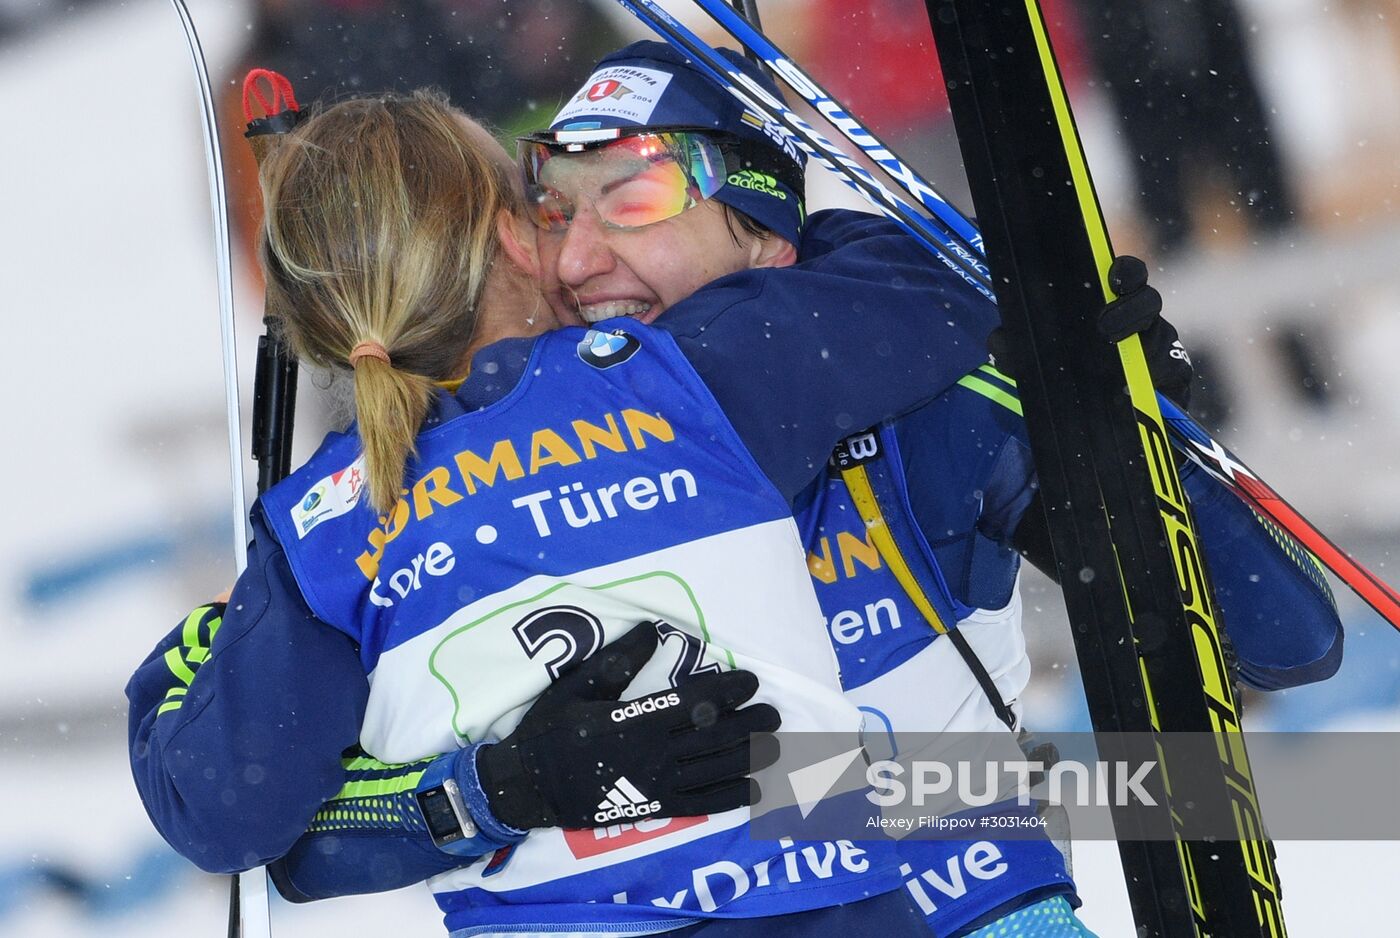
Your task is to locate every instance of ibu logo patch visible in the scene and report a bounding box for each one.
[577,329,641,369]
[291,456,366,538]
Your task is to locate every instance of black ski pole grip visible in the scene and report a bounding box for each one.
[252,329,298,492]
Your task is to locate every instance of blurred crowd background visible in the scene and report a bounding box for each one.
[2,0,1398,935]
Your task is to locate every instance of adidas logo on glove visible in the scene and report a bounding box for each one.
[595,776,663,823]
[610,691,682,723]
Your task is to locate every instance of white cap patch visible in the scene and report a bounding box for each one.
[551,65,674,127]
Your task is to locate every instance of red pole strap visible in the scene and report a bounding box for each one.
[241,69,300,124]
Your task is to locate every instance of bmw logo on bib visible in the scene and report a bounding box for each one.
[577,329,641,369]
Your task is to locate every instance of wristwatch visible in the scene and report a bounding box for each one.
[415,754,481,856]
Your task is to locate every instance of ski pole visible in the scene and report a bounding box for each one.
[734,0,764,30]
[690,0,985,252]
[727,0,767,72]
[167,3,302,934]
[622,0,1400,633]
[612,0,995,297]
[1159,396,1400,626]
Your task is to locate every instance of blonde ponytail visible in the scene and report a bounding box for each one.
[256,90,521,515]
[350,357,436,516]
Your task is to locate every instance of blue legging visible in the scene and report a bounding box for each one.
[961,896,1098,937]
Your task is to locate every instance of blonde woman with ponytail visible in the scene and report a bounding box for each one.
[257,91,556,516]
[129,88,996,937]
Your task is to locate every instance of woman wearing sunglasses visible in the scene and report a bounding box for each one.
[244,40,1340,938]
[126,69,1001,938]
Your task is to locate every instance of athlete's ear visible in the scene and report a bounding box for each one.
[496,209,542,279]
[749,233,797,270]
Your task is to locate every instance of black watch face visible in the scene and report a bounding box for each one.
[418,786,464,844]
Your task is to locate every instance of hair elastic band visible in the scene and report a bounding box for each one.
[349,341,392,367]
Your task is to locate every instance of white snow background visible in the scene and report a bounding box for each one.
[1,0,1397,935]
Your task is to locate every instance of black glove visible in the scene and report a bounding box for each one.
[478,623,781,830]
[1100,255,1193,408]
[986,255,1193,407]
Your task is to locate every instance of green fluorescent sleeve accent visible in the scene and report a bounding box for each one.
[334,771,429,800]
[341,753,436,773]
[958,374,1025,417]
[181,606,211,650]
[978,363,1019,389]
[163,647,197,686]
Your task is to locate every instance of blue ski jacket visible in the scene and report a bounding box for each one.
[128,210,1342,929]
[126,209,996,900]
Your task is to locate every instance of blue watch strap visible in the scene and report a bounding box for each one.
[459,743,529,845]
[415,749,519,857]
[415,747,525,857]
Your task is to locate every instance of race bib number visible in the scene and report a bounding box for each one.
[428,572,731,741]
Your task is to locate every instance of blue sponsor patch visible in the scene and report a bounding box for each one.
[576,329,641,369]
[560,121,604,131]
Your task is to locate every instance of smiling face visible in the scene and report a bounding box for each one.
[538,198,764,326]
[523,132,773,325]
